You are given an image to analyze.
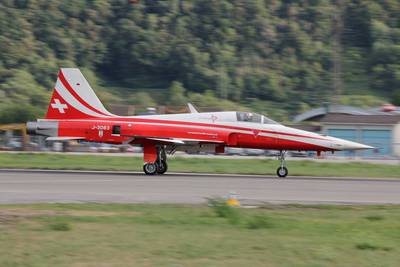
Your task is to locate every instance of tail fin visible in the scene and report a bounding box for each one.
[45,68,115,120]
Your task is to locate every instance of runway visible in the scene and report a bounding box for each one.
[0,170,399,205]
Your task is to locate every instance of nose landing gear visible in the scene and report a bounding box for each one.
[276,150,288,178]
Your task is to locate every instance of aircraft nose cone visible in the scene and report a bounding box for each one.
[329,137,374,150]
[343,141,374,150]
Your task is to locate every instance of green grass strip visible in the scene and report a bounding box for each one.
[0,203,399,267]
[0,153,399,178]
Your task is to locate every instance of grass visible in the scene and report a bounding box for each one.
[0,153,400,178]
[0,203,399,267]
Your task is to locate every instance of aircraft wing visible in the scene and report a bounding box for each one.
[46,136,85,141]
[146,137,224,144]
[146,138,185,144]
[122,135,224,145]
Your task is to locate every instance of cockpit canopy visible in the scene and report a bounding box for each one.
[236,112,279,124]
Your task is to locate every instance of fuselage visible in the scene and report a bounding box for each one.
[31,111,372,152]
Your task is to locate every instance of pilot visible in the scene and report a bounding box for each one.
[245,112,253,121]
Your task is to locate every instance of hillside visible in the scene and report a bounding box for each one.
[0,0,399,123]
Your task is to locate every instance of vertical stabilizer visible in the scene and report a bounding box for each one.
[187,103,199,113]
[45,68,115,120]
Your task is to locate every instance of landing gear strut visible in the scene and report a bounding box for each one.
[156,147,168,174]
[143,145,168,175]
[276,150,288,178]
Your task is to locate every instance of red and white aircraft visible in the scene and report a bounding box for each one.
[27,68,372,177]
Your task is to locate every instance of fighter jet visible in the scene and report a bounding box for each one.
[27,68,372,177]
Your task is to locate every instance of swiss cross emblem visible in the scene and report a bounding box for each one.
[51,99,68,113]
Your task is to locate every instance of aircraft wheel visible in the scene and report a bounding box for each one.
[276,166,288,178]
[143,163,157,175]
[156,160,168,174]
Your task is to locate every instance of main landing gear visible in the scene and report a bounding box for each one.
[276,150,288,178]
[143,145,168,175]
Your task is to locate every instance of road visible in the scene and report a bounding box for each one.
[0,170,399,205]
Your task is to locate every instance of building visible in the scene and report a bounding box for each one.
[320,114,400,157]
[294,105,400,158]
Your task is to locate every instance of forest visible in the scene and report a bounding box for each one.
[0,0,399,123]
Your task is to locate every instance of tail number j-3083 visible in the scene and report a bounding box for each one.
[92,125,110,138]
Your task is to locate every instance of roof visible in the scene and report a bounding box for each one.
[320,114,400,125]
[293,105,400,122]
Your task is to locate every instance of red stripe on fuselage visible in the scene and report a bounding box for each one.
[58,70,110,117]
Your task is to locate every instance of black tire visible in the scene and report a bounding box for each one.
[276,166,288,178]
[143,163,157,175]
[156,160,168,174]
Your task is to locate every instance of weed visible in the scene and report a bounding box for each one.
[207,197,241,224]
[356,242,392,251]
[49,222,72,231]
[354,242,392,252]
[356,242,393,251]
[355,243,378,250]
[364,215,384,221]
[246,215,274,230]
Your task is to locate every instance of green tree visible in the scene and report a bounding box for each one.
[168,81,187,106]
[0,0,399,123]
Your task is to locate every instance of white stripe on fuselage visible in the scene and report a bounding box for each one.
[52,116,332,149]
[258,132,332,149]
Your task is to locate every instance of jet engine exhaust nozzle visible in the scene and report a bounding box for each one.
[26,121,58,137]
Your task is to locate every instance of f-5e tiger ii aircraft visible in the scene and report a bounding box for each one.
[27,68,373,177]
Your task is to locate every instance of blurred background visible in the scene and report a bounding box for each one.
[0,0,399,158]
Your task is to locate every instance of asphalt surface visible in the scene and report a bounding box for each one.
[0,169,399,205]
